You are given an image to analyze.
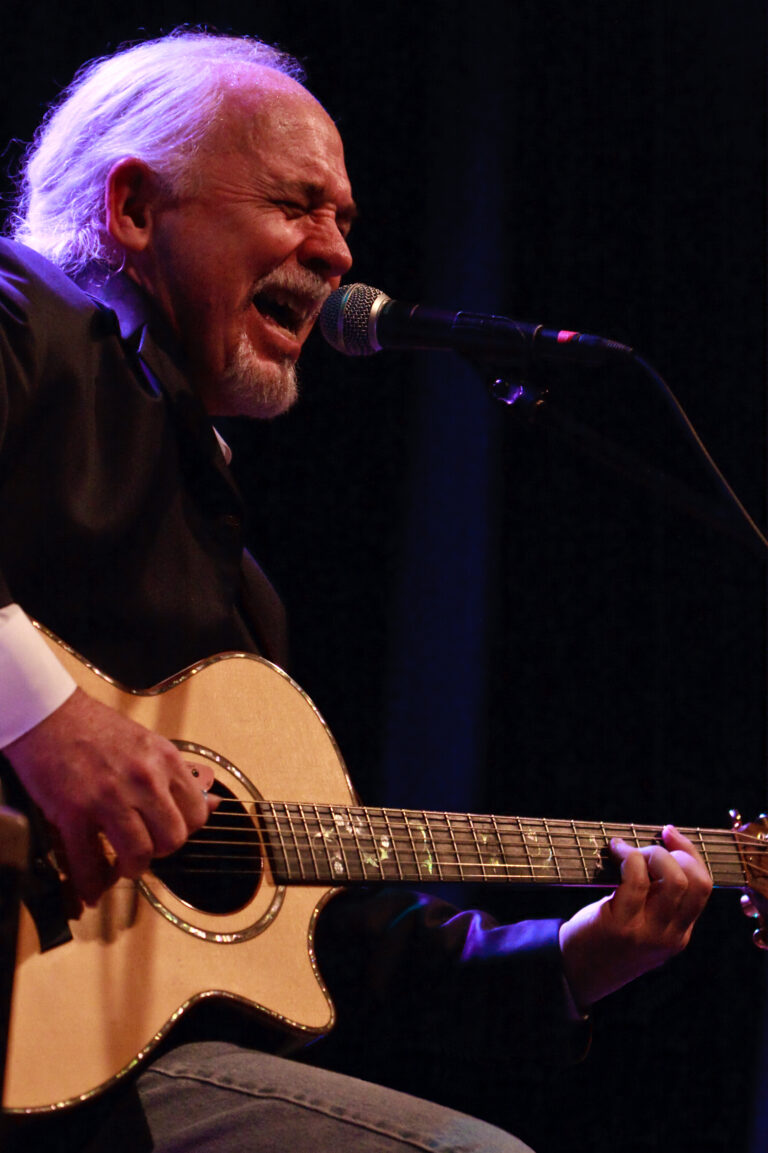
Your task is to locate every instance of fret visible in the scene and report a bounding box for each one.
[471,815,502,879]
[572,819,590,883]
[488,815,507,879]
[343,808,365,881]
[285,803,306,881]
[718,828,752,887]
[317,804,352,883]
[311,803,337,882]
[421,810,442,881]
[554,819,587,883]
[693,828,745,888]
[423,812,458,881]
[443,813,463,881]
[359,809,377,881]
[694,828,711,878]
[463,816,482,876]
[298,804,316,880]
[500,816,535,876]
[335,806,360,881]
[497,814,539,878]
[359,807,398,882]
[519,817,558,882]
[401,810,426,881]
[573,820,608,883]
[599,822,609,869]
[381,809,404,881]
[259,802,288,882]
[518,816,534,881]
[543,820,562,883]
[267,802,304,883]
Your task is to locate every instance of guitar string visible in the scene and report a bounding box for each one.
[207,799,767,846]
[160,802,765,883]
[159,837,761,881]
[173,841,757,879]
[197,820,762,851]
[176,829,757,865]
[153,860,756,884]
[184,807,767,856]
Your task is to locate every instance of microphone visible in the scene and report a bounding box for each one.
[319,283,634,367]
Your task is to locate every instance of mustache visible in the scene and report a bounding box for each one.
[251,267,331,312]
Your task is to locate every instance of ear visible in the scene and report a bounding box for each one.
[105,158,158,254]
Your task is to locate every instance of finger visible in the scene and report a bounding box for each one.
[183,760,215,794]
[608,839,651,920]
[167,773,212,836]
[661,825,713,916]
[60,820,117,906]
[636,839,712,941]
[661,825,709,872]
[641,844,688,890]
[97,805,156,879]
[117,749,199,858]
[610,840,687,929]
[639,843,695,930]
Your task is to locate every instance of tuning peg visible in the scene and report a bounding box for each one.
[730,809,743,828]
[741,893,759,918]
[753,926,768,950]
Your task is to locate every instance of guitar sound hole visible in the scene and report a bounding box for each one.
[152,780,262,914]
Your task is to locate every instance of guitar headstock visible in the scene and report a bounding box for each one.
[731,810,768,950]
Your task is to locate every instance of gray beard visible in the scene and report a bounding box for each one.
[219,331,299,419]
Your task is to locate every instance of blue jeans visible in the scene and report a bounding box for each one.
[82,1041,535,1152]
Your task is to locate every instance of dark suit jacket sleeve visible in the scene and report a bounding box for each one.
[309,885,589,1111]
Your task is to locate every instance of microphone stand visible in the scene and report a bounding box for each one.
[469,356,766,562]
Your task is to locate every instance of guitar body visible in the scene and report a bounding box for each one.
[5,634,354,1113]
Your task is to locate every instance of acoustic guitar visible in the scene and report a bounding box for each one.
[4,626,766,1113]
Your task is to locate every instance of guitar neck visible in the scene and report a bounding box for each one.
[259,804,749,889]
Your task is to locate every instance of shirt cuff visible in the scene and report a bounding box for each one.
[0,605,77,747]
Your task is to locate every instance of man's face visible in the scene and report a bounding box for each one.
[132,74,355,418]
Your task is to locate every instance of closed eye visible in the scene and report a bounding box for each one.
[277,199,308,219]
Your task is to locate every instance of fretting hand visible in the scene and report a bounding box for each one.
[559,825,712,1008]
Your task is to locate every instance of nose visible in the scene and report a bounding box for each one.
[299,214,353,280]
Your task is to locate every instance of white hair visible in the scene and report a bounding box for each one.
[9,30,305,273]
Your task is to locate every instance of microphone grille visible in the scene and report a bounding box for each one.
[319,283,387,356]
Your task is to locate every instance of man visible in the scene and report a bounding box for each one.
[0,31,711,1152]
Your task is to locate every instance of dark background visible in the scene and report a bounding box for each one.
[2,3,766,1150]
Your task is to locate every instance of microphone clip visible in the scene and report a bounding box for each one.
[464,353,548,413]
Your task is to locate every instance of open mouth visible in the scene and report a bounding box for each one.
[252,289,319,337]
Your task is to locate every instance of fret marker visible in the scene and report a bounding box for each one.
[523,830,553,864]
[415,824,434,875]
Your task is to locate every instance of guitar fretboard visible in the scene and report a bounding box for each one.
[257,803,752,889]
